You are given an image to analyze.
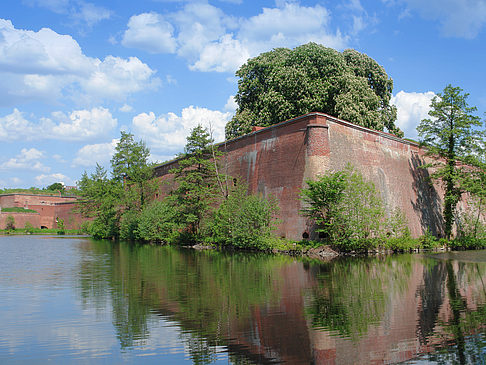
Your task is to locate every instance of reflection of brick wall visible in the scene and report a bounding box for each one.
[154,112,449,240]
[0,194,84,229]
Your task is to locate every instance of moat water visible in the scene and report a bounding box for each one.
[0,235,486,364]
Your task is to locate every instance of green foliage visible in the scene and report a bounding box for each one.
[77,132,156,240]
[300,165,389,249]
[300,169,347,241]
[46,182,64,191]
[385,208,411,239]
[170,125,221,240]
[136,199,181,243]
[24,221,35,233]
[78,164,123,240]
[56,218,65,235]
[209,184,279,249]
[456,207,486,242]
[111,131,155,209]
[1,207,38,213]
[417,85,483,239]
[119,210,141,241]
[227,43,401,139]
[0,187,78,196]
[5,215,15,231]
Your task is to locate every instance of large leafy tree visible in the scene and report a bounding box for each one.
[226,43,400,139]
[417,85,483,239]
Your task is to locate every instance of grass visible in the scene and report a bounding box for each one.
[0,188,79,197]
[0,228,87,235]
[1,207,38,213]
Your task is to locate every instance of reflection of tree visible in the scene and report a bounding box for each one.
[76,241,290,363]
[446,260,467,365]
[421,259,486,364]
[306,255,413,340]
[417,260,447,344]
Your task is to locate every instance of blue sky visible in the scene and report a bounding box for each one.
[0,0,485,188]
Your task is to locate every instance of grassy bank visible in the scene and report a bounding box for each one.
[0,228,86,235]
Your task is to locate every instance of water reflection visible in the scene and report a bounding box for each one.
[1,236,486,364]
[74,242,486,364]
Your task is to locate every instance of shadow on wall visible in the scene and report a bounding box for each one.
[409,153,443,237]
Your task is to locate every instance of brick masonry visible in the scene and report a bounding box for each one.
[155,112,458,240]
[0,194,84,230]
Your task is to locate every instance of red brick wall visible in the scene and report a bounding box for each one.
[154,112,450,240]
[0,194,84,229]
[0,212,40,229]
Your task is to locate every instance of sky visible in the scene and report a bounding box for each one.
[0,0,485,188]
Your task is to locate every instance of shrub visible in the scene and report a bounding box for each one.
[5,215,15,231]
[137,199,181,244]
[57,218,65,235]
[300,164,411,251]
[24,221,35,234]
[419,230,440,249]
[209,185,279,250]
[119,210,141,241]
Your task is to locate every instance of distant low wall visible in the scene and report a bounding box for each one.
[0,212,40,229]
[0,194,85,230]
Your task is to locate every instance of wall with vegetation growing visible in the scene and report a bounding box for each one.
[155,112,468,240]
[0,194,84,229]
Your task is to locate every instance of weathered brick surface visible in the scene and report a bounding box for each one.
[153,112,454,240]
[0,212,40,229]
[0,194,83,229]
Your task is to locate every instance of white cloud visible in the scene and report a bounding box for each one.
[52,154,66,163]
[0,19,159,106]
[238,2,347,54]
[73,139,118,167]
[132,106,232,154]
[391,90,435,139]
[24,0,111,28]
[23,0,70,14]
[0,148,49,172]
[224,95,237,112]
[79,56,159,103]
[397,0,486,38]
[122,13,177,53]
[190,34,250,73]
[73,2,112,28]
[0,107,117,141]
[119,104,134,113]
[121,2,350,73]
[35,173,72,186]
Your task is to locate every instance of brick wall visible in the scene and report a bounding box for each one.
[0,212,40,229]
[0,194,83,229]
[154,112,451,240]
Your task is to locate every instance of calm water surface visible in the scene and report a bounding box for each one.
[0,235,486,364]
